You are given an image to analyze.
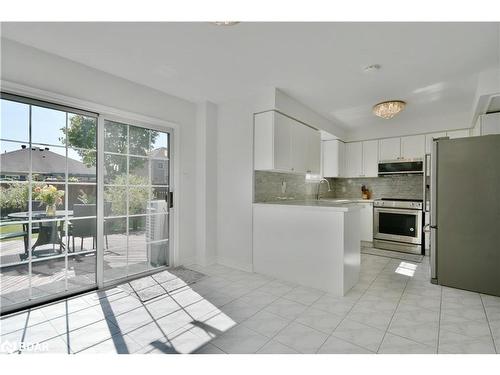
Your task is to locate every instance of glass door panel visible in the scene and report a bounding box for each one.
[103,120,170,283]
[1,96,97,314]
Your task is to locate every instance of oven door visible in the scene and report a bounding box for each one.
[374,208,423,244]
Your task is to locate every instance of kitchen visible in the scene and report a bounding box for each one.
[1,20,500,357]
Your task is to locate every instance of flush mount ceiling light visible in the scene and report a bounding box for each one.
[212,21,240,26]
[372,100,406,119]
[363,64,381,73]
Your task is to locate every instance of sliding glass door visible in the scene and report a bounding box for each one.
[1,94,171,314]
[102,120,170,283]
[0,95,98,312]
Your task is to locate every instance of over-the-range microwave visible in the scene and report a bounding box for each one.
[378,158,424,175]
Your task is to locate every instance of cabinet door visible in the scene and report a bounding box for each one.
[306,127,321,174]
[425,132,446,154]
[401,134,425,159]
[338,141,346,177]
[481,113,500,135]
[359,203,373,242]
[291,121,309,173]
[446,129,470,139]
[254,111,275,170]
[379,138,401,160]
[322,140,340,177]
[273,112,293,171]
[345,142,363,177]
[362,140,378,177]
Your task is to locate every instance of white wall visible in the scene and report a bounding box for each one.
[195,101,218,266]
[1,38,198,265]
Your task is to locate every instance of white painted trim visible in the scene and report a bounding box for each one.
[1,79,181,273]
[217,256,253,273]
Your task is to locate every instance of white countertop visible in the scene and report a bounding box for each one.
[253,199,364,211]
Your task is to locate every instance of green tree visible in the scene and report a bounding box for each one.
[61,116,159,170]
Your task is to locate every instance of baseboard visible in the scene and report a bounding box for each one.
[361,241,373,248]
[216,256,253,273]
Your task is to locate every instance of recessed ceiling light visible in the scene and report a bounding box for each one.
[373,100,406,119]
[364,64,381,73]
[212,21,240,26]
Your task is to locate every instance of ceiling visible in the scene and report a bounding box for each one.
[1,22,499,131]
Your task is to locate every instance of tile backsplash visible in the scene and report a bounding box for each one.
[254,170,423,202]
[328,175,423,200]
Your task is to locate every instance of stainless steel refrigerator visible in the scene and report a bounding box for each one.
[430,134,500,296]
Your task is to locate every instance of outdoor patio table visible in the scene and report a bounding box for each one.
[7,210,74,260]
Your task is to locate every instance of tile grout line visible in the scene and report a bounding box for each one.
[374,275,410,353]
[436,285,443,354]
[479,294,498,354]
[314,257,391,353]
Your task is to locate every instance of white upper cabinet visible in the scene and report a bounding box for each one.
[345,142,363,177]
[362,140,379,177]
[322,139,345,178]
[425,132,447,154]
[401,134,425,159]
[379,138,401,160]
[254,111,320,174]
[481,113,500,135]
[446,129,470,139]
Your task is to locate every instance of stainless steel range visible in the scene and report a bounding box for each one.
[373,198,424,255]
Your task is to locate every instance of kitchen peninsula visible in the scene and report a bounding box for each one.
[253,200,361,296]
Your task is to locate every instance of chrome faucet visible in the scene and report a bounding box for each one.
[316,178,332,200]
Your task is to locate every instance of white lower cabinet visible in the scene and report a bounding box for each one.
[359,203,373,242]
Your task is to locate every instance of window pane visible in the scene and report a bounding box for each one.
[129,157,149,185]
[0,262,30,309]
[68,184,96,210]
[67,253,96,290]
[147,214,169,242]
[0,99,29,142]
[31,106,66,147]
[68,149,96,183]
[31,257,67,300]
[0,222,29,263]
[104,154,127,184]
[31,145,66,182]
[150,189,168,214]
[68,217,96,252]
[104,120,127,153]
[103,217,127,281]
[151,131,168,154]
[128,216,148,273]
[129,125,150,156]
[129,186,149,215]
[0,182,30,220]
[66,114,97,150]
[148,241,168,268]
[31,184,66,219]
[1,141,29,181]
[30,219,66,257]
[151,159,169,185]
[104,186,127,216]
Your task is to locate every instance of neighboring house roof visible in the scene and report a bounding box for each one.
[0,147,94,176]
[149,147,168,159]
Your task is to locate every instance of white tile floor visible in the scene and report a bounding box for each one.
[1,253,499,354]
